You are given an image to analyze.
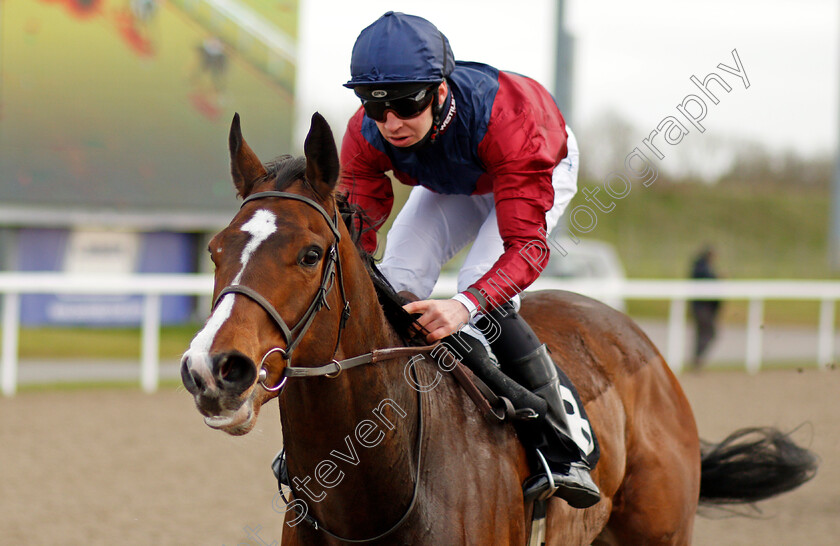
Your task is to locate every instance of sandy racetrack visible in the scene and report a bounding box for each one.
[1,368,838,545]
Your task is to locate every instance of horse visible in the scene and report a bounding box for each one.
[180,112,817,545]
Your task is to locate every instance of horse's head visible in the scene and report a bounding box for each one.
[181,112,343,435]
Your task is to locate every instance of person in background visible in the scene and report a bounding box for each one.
[339,12,599,508]
[690,246,722,370]
[195,37,228,93]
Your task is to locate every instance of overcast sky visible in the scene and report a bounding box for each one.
[295,0,838,173]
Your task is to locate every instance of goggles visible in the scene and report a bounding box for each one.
[361,86,436,122]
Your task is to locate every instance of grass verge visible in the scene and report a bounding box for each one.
[6,325,202,360]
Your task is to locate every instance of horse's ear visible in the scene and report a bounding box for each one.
[229,113,267,198]
[303,112,340,200]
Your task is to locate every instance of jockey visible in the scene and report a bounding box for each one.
[339,11,600,509]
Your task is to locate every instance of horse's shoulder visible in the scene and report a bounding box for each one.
[520,290,663,404]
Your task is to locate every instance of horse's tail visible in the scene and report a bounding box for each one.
[698,427,818,505]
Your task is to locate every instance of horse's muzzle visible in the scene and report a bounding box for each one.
[181,350,258,416]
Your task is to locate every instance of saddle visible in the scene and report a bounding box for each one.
[391,290,545,423]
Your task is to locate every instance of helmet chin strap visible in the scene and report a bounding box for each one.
[388,87,451,153]
[410,87,449,149]
[429,87,447,143]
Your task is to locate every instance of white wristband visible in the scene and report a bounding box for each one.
[451,293,479,320]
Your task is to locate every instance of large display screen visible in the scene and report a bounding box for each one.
[0,0,298,215]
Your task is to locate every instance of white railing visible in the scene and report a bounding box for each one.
[434,277,840,376]
[1,274,838,396]
[0,274,212,397]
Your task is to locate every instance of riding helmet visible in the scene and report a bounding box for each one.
[345,12,455,101]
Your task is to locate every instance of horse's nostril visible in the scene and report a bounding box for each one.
[191,370,205,391]
[213,351,257,391]
[219,356,233,380]
[181,357,198,394]
[181,355,211,395]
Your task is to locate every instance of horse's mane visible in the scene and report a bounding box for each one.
[264,155,424,345]
[335,193,427,346]
[265,155,307,191]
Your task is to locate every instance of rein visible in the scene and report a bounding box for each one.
[278,366,426,543]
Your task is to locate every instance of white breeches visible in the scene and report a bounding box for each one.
[379,127,579,304]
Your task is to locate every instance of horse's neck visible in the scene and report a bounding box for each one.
[278,252,421,532]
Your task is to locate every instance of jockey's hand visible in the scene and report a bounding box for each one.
[403,298,470,343]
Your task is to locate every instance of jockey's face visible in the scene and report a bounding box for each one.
[374,81,447,148]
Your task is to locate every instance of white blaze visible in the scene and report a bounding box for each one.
[187,209,278,355]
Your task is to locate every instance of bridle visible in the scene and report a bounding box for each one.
[212,190,351,392]
[212,188,428,543]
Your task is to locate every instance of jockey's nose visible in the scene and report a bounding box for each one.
[382,111,403,130]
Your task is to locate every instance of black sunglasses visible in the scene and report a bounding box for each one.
[362,87,436,122]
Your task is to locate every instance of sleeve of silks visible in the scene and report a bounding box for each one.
[338,108,396,254]
[463,72,572,313]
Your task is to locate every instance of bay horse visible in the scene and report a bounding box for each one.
[181,112,817,545]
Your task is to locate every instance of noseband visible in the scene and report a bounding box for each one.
[212,190,350,391]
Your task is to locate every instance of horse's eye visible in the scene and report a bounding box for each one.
[300,247,322,267]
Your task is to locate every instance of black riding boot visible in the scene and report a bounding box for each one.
[506,345,601,508]
[474,303,601,509]
[443,332,548,418]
